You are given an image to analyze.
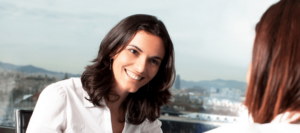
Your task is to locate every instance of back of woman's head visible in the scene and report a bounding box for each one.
[81,14,175,124]
[245,0,300,123]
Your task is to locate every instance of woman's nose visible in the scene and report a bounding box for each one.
[134,57,147,73]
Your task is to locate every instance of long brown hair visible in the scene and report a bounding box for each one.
[81,14,175,124]
[244,0,300,123]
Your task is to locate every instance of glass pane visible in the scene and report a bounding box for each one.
[0,71,58,127]
[0,0,279,132]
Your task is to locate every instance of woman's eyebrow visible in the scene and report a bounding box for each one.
[152,56,163,61]
[128,44,163,60]
[128,44,143,52]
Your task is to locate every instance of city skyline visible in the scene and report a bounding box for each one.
[0,61,248,86]
[0,0,279,82]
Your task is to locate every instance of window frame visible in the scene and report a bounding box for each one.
[0,126,14,133]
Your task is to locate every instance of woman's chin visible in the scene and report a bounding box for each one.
[127,89,139,93]
[124,86,141,93]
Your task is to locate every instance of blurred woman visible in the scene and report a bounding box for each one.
[27,14,175,133]
[207,0,300,132]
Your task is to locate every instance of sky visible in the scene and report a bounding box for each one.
[0,0,279,82]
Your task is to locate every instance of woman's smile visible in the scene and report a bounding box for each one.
[125,69,144,81]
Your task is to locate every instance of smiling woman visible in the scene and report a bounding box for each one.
[26,14,175,133]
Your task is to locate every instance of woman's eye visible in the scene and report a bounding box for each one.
[129,49,138,54]
[151,59,159,65]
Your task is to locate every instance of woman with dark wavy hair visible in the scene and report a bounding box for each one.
[207,0,300,133]
[27,14,175,133]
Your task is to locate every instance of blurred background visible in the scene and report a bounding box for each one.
[0,0,279,132]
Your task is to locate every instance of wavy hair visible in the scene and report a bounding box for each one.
[244,0,300,123]
[81,14,175,124]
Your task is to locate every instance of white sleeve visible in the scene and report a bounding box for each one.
[26,83,67,133]
[141,119,163,133]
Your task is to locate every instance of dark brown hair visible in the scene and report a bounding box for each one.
[245,0,300,123]
[81,14,175,124]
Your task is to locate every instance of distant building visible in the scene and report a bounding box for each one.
[175,74,181,89]
[64,73,68,80]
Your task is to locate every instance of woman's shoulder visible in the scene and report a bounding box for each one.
[40,80,67,99]
[27,78,83,132]
[42,77,83,95]
[205,123,300,133]
[54,77,82,90]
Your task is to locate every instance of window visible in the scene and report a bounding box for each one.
[0,0,279,132]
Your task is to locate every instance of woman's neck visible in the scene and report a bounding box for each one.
[105,86,129,110]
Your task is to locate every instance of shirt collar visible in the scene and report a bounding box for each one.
[83,90,107,107]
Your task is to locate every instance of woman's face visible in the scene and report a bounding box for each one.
[112,30,165,93]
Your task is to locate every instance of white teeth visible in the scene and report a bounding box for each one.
[126,70,142,80]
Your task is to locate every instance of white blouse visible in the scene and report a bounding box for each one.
[205,108,300,133]
[26,78,162,133]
